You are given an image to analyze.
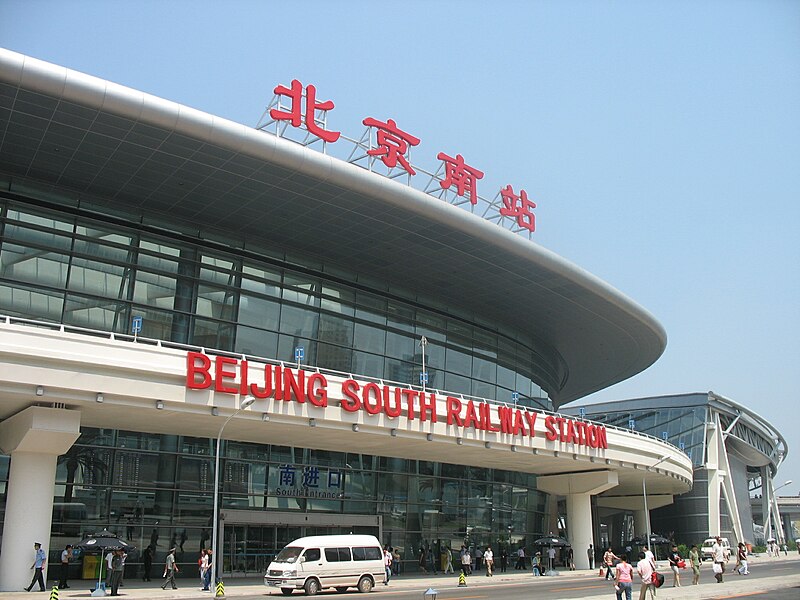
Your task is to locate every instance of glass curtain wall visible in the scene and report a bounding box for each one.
[0,195,554,410]
[26,428,549,577]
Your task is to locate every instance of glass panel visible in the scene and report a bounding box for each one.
[0,242,69,288]
[235,326,278,358]
[133,271,176,309]
[241,264,281,296]
[238,294,280,330]
[279,305,319,337]
[63,294,127,331]
[193,319,235,351]
[317,343,352,372]
[386,331,415,361]
[354,322,385,354]
[352,351,384,378]
[2,223,73,250]
[196,284,235,320]
[6,207,73,231]
[67,257,131,298]
[128,305,174,341]
[445,348,472,377]
[0,282,64,321]
[320,283,355,316]
[318,313,354,345]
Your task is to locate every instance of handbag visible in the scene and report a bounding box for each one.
[653,572,665,588]
[677,560,686,569]
[712,562,722,574]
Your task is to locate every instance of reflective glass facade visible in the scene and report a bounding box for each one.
[0,192,553,410]
[0,428,548,576]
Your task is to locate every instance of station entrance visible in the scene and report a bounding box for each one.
[219,511,382,577]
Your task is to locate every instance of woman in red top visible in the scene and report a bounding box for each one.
[614,554,633,600]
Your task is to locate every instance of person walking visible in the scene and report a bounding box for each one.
[25,542,47,592]
[636,552,656,600]
[614,554,633,600]
[736,543,749,575]
[161,548,179,590]
[442,546,453,574]
[59,544,73,589]
[392,547,401,575]
[588,543,595,570]
[567,546,575,570]
[199,549,210,590]
[688,544,700,585]
[460,548,471,576]
[667,545,682,587]
[474,546,483,572]
[418,547,427,574]
[484,546,494,577]
[712,536,725,583]
[204,549,213,591]
[110,550,125,596]
[383,546,392,585]
[604,547,618,580]
[515,546,525,570]
[499,547,508,573]
[142,545,154,582]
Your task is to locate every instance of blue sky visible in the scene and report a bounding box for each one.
[3,1,799,492]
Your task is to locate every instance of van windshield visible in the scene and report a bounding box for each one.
[275,547,303,564]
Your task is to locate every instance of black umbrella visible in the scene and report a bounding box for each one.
[75,530,135,594]
[75,529,135,553]
[533,536,570,547]
[629,534,670,546]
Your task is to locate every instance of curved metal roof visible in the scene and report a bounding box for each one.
[0,48,667,406]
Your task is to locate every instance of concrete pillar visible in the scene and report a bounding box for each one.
[537,470,618,570]
[0,407,81,591]
[633,509,648,540]
[566,493,592,570]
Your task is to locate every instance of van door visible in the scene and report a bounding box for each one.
[323,546,352,588]
[300,547,323,586]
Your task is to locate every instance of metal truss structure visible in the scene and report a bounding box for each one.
[256,94,535,240]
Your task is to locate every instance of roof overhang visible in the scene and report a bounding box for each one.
[0,48,667,406]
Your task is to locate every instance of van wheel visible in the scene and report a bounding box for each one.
[357,576,374,593]
[281,589,293,596]
[335,587,349,593]
[304,578,320,596]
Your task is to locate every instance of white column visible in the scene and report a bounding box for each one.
[566,493,593,570]
[633,509,648,539]
[537,470,619,570]
[0,407,80,591]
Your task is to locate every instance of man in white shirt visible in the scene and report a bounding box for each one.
[712,537,725,583]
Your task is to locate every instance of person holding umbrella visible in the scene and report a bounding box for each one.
[161,548,179,590]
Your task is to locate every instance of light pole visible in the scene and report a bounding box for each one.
[212,395,256,583]
[643,455,670,561]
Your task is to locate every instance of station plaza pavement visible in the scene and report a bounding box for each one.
[2,554,798,600]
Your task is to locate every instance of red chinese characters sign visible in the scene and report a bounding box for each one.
[265,79,538,233]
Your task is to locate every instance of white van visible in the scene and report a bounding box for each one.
[264,534,385,595]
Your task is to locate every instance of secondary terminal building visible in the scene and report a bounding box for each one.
[0,48,692,589]
[565,393,789,549]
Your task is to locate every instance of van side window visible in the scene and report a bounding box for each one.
[353,546,382,561]
[325,547,352,562]
[304,548,321,562]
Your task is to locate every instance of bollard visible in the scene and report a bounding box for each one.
[215,580,226,598]
[49,586,59,600]
[458,572,467,587]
